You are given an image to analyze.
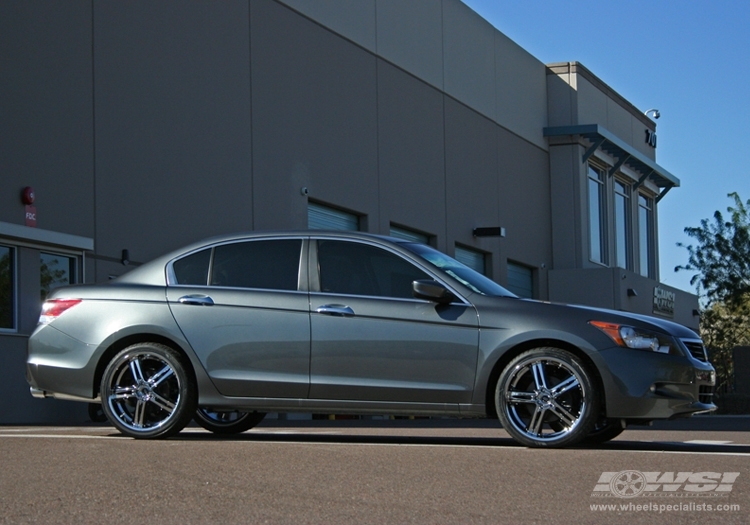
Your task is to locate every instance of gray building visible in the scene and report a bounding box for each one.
[0,0,699,424]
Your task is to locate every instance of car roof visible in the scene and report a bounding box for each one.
[113,230,415,286]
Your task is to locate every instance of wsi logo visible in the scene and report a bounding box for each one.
[592,471,740,498]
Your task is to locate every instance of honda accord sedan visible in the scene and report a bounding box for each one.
[27,231,716,447]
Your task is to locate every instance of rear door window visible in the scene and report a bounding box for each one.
[210,239,302,291]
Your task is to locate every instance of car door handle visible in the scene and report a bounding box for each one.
[178,294,214,306]
[315,304,355,317]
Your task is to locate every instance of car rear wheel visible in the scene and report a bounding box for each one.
[194,408,266,434]
[495,347,599,448]
[101,343,197,439]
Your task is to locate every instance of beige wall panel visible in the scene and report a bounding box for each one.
[442,0,496,120]
[546,71,577,127]
[605,97,635,145]
[377,62,445,242]
[576,76,608,126]
[251,0,379,232]
[444,99,500,264]
[494,31,547,149]
[549,146,584,270]
[375,0,443,90]
[549,268,616,308]
[94,1,254,264]
[631,118,658,160]
[0,0,94,237]
[496,128,552,278]
[277,0,376,52]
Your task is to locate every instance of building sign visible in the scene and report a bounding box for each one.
[645,129,657,148]
[25,205,37,227]
[653,286,675,317]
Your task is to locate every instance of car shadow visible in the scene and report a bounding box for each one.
[157,428,750,454]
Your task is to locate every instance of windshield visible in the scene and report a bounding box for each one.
[402,243,516,297]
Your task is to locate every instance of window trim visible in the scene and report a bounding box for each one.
[308,236,471,306]
[454,244,488,277]
[638,193,655,278]
[389,224,432,245]
[40,251,78,301]
[167,236,308,291]
[613,178,632,270]
[0,244,17,332]
[507,260,534,299]
[587,163,608,265]
[308,202,361,231]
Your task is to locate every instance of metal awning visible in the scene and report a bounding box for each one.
[543,124,679,202]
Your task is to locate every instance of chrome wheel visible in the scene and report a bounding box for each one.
[194,408,266,434]
[101,343,196,439]
[496,348,598,447]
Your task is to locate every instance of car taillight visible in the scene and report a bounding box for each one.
[39,299,82,325]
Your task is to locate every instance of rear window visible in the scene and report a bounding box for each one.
[172,249,211,285]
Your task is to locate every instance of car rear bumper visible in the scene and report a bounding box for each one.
[26,324,98,401]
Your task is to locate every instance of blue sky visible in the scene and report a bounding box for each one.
[463,0,750,295]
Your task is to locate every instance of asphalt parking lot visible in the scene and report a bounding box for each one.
[1,416,748,524]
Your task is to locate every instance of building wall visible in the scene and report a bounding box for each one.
[549,267,700,332]
[0,0,94,235]
[93,1,255,275]
[279,0,549,150]
[2,0,552,281]
[547,62,656,160]
[376,60,445,243]
[251,0,380,234]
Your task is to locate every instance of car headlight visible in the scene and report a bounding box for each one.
[589,321,678,355]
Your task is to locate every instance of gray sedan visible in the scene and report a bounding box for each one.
[27,231,716,447]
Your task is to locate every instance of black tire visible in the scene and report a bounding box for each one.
[194,408,266,435]
[580,418,625,445]
[495,347,599,448]
[100,343,197,439]
[88,402,108,423]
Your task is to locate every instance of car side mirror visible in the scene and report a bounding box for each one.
[412,280,456,305]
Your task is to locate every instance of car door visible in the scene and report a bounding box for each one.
[167,237,310,398]
[309,238,479,404]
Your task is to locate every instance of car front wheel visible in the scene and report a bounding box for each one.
[580,417,625,445]
[495,347,599,448]
[101,343,197,439]
[194,408,266,434]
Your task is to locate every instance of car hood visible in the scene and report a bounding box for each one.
[470,295,699,340]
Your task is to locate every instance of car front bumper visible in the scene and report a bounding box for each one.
[595,346,716,420]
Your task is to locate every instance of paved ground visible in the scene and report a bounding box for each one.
[1,416,748,524]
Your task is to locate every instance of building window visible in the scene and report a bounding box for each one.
[0,245,14,330]
[308,203,360,231]
[614,180,631,270]
[389,225,430,245]
[638,194,654,278]
[507,261,533,298]
[454,246,487,276]
[587,165,606,264]
[40,252,76,300]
